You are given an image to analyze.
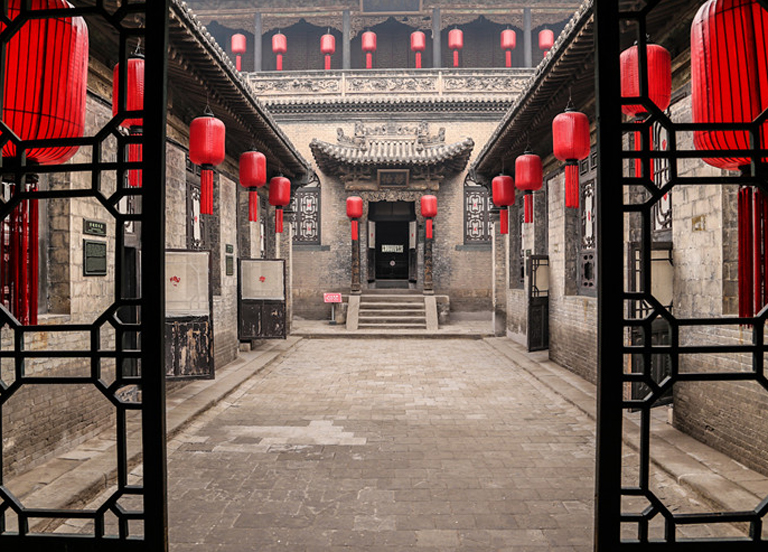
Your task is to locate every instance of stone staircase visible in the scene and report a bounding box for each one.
[347,291,438,331]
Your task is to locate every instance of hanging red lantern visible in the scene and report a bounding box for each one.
[691,0,768,318]
[421,195,437,239]
[362,31,377,69]
[269,176,291,233]
[113,54,145,187]
[539,29,554,56]
[492,175,515,235]
[321,32,336,70]
[347,196,363,241]
[411,30,426,69]
[515,153,542,224]
[231,33,246,71]
[501,29,516,68]
[189,113,226,216]
[239,151,267,223]
[1,0,88,326]
[553,109,590,209]
[448,28,463,68]
[272,31,287,71]
[3,0,88,166]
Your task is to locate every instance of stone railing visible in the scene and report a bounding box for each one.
[245,68,535,103]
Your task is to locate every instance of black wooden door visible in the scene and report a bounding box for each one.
[527,255,549,352]
[375,221,409,280]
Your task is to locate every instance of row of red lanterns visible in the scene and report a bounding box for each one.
[231,28,556,71]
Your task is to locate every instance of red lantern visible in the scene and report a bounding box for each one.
[113,55,145,187]
[269,176,291,233]
[553,109,590,209]
[492,175,515,235]
[1,0,88,326]
[539,29,554,56]
[231,33,246,71]
[515,153,542,224]
[691,0,768,318]
[411,30,426,68]
[3,0,88,166]
[421,195,437,239]
[501,29,516,68]
[240,151,267,222]
[272,32,287,71]
[448,28,463,68]
[321,32,336,70]
[189,114,226,216]
[347,196,363,240]
[362,31,377,69]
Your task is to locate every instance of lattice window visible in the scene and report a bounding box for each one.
[464,185,491,243]
[291,187,320,244]
[579,145,597,294]
[651,121,672,236]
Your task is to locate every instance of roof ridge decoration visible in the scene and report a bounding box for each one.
[311,121,474,188]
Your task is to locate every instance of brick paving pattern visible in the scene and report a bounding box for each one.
[165,338,741,550]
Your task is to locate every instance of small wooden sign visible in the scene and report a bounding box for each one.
[83,219,107,237]
[324,293,343,303]
[83,240,107,276]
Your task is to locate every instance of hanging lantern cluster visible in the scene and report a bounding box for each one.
[492,174,515,235]
[421,195,438,239]
[552,108,590,209]
[691,0,768,318]
[231,33,246,71]
[411,30,426,68]
[189,111,226,215]
[448,28,463,68]
[321,31,335,70]
[347,196,363,240]
[362,30,377,69]
[501,29,516,68]
[239,151,267,222]
[269,176,291,233]
[515,152,542,224]
[113,52,145,188]
[1,0,89,326]
[539,29,554,56]
[272,31,287,71]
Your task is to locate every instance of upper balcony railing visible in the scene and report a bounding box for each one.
[245,68,536,104]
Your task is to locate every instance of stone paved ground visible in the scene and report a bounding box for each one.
[164,338,742,551]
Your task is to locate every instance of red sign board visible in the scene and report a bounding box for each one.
[324,293,342,303]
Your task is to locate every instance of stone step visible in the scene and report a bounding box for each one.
[359,309,426,316]
[357,322,427,329]
[360,294,425,302]
[359,315,427,324]
[360,302,426,309]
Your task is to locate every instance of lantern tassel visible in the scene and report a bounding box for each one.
[236,55,242,71]
[505,50,512,68]
[201,167,214,215]
[426,219,433,239]
[739,187,754,319]
[129,127,142,187]
[415,52,422,69]
[325,55,331,70]
[366,52,372,69]
[249,191,259,222]
[276,207,283,233]
[565,162,579,209]
[453,50,459,67]
[524,193,533,224]
[500,208,509,235]
[276,54,283,71]
[351,219,358,241]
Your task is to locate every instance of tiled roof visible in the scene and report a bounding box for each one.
[310,136,474,174]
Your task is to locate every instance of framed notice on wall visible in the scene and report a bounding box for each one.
[166,250,210,317]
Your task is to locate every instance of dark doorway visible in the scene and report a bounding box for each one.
[368,201,416,283]
[375,221,409,280]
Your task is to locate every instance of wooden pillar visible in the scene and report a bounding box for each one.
[253,13,262,71]
[351,232,361,294]
[432,8,441,69]
[524,8,533,68]
[423,223,434,294]
[343,10,351,70]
